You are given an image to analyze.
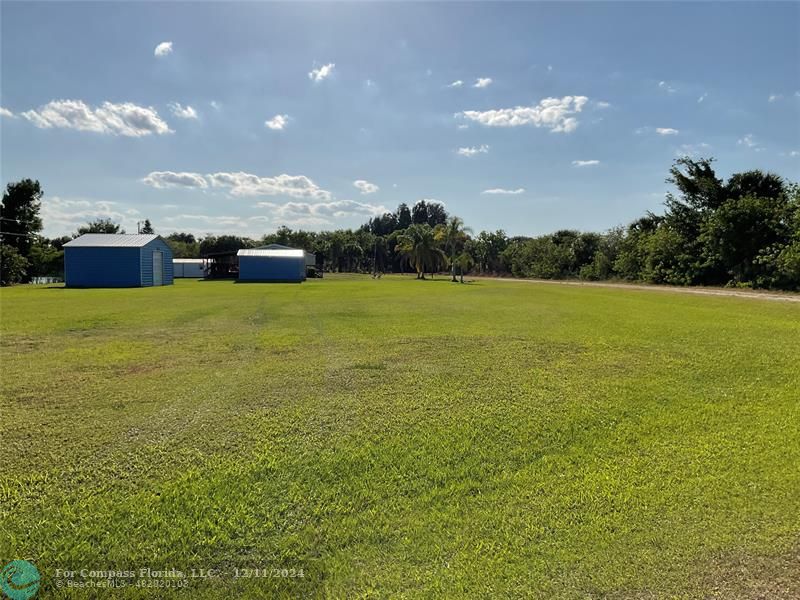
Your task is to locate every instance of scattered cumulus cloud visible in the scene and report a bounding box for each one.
[143,170,332,200]
[154,41,173,57]
[656,127,679,136]
[676,142,711,157]
[207,172,332,200]
[482,188,525,195]
[789,150,799,157]
[255,199,387,227]
[658,80,677,93]
[21,99,172,137]
[142,171,208,189]
[738,134,763,152]
[697,93,708,103]
[168,102,198,120]
[210,101,221,111]
[572,160,600,167]
[457,144,490,157]
[448,80,464,88]
[353,180,379,194]
[473,77,492,88]
[264,114,289,130]
[0,107,14,118]
[595,101,611,109]
[41,196,139,236]
[308,63,335,82]
[768,94,783,102]
[458,96,588,133]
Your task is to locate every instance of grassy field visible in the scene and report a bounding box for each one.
[1,276,799,598]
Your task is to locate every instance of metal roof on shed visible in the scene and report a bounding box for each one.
[64,234,160,248]
[173,258,204,264]
[237,248,305,258]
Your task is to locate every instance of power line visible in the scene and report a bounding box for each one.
[0,231,38,238]
[0,216,42,224]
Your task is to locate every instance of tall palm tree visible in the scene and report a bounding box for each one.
[396,224,446,279]
[435,216,472,282]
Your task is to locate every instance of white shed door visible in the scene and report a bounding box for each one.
[153,251,163,286]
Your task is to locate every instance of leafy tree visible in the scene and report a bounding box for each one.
[426,202,449,227]
[140,219,154,234]
[1,179,43,263]
[472,230,508,273]
[168,232,197,244]
[49,236,73,251]
[28,239,64,277]
[0,245,30,286]
[411,200,429,225]
[396,203,412,229]
[77,219,124,235]
[199,235,253,255]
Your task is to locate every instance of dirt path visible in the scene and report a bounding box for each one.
[473,276,800,303]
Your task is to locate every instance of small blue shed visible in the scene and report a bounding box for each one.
[64,234,174,288]
[237,248,306,282]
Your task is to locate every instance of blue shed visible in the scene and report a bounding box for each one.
[64,234,174,287]
[237,248,306,282]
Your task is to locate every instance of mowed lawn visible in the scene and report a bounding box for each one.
[1,276,799,598]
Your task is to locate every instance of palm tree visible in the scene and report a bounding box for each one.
[455,251,474,283]
[396,224,446,279]
[435,216,472,282]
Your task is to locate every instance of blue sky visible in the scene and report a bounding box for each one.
[2,1,798,238]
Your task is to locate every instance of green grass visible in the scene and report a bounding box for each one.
[1,276,799,598]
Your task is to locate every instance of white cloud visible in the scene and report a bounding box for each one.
[264,114,289,130]
[473,77,492,88]
[789,150,799,157]
[142,171,208,189]
[168,102,198,120]
[154,41,173,57]
[595,101,611,109]
[255,199,387,226]
[658,80,676,93]
[676,142,711,157]
[353,180,379,194]
[458,96,588,133]
[0,107,14,118]
[482,188,525,195]
[21,99,172,137]
[143,170,332,200]
[697,93,708,103]
[768,94,783,102]
[210,101,221,111]
[572,160,600,167]
[457,144,490,157]
[448,80,464,88]
[457,124,469,130]
[207,172,332,200]
[738,134,763,151]
[656,127,679,136]
[308,63,335,82]
[41,196,139,236]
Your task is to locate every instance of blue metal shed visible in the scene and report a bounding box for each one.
[237,248,306,282]
[64,234,174,287]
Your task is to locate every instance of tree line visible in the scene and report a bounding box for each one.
[2,158,798,289]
